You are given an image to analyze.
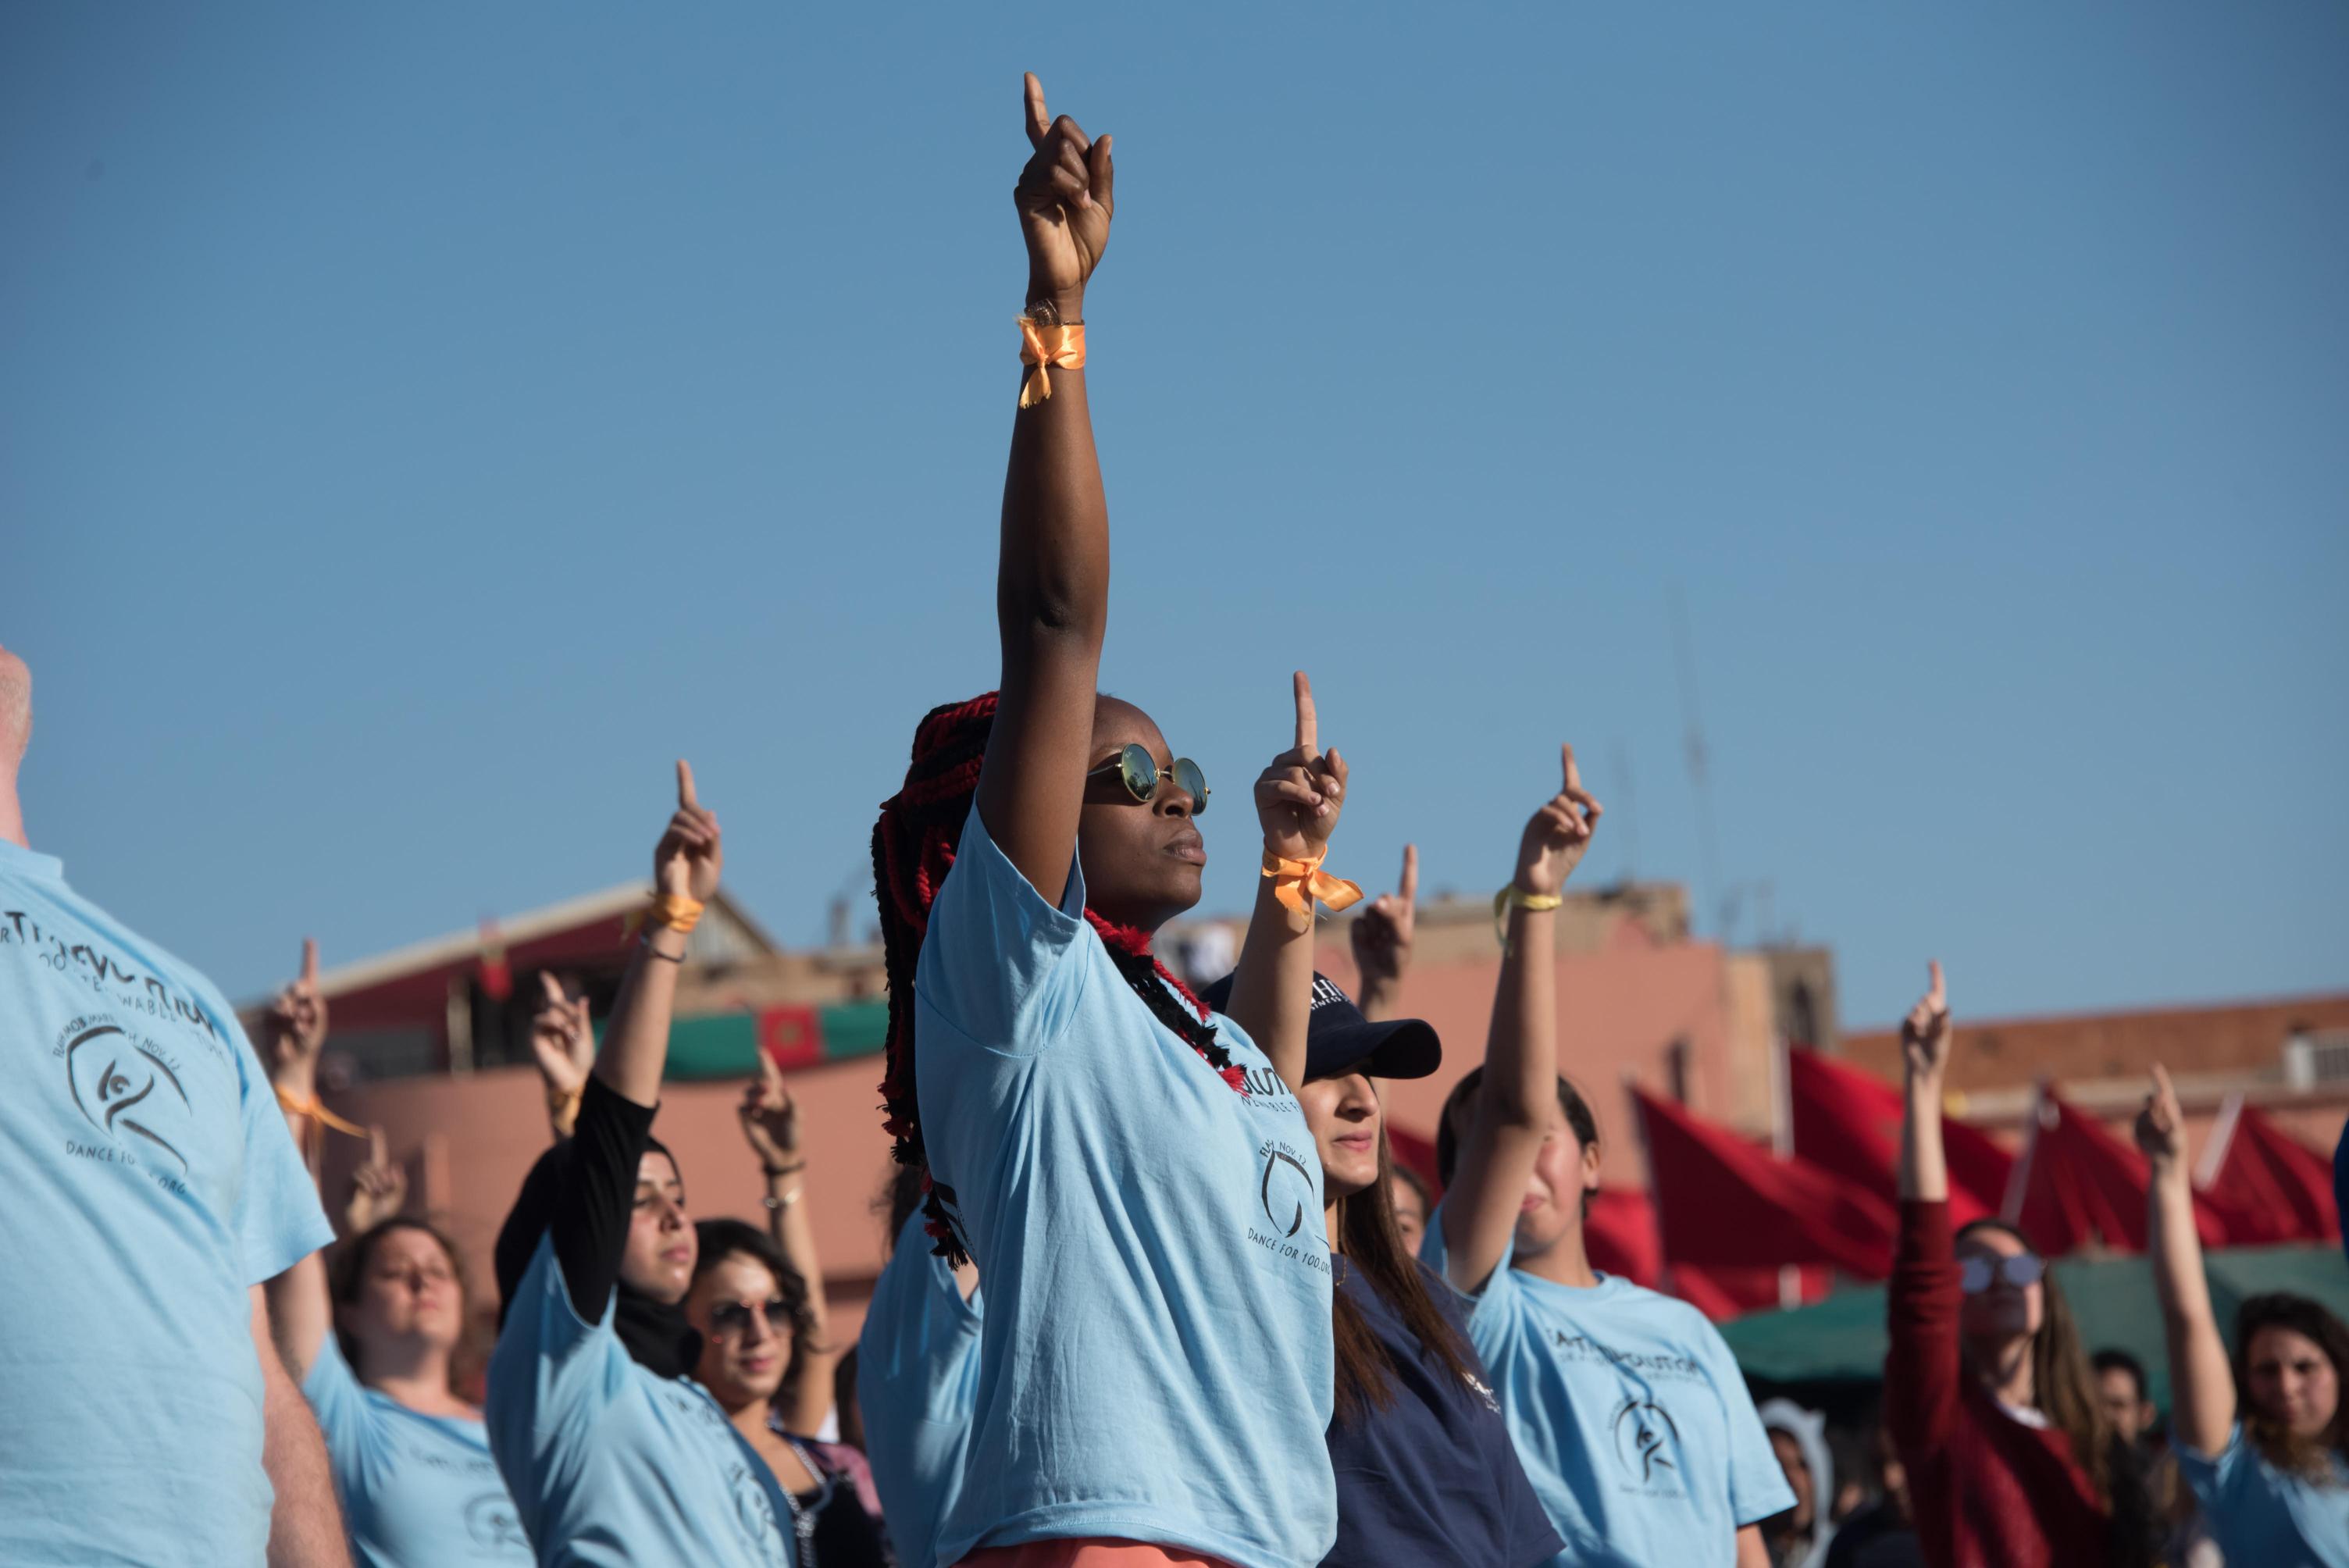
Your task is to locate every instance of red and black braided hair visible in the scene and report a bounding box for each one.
[872,692,1246,1264]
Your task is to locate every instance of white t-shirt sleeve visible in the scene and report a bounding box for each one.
[227,1013,336,1285]
[915,801,1093,1057]
[1702,1315,1798,1527]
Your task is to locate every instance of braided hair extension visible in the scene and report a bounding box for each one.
[872,692,1245,1264]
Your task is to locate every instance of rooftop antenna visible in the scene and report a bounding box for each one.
[1613,739,1638,885]
[1669,584,1727,939]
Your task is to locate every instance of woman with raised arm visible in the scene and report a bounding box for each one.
[680,1056,893,1566]
[1423,748,1791,1568]
[485,765,797,1567]
[1887,963,2151,1568]
[2138,1064,2349,1564]
[868,73,1347,1568]
[261,953,532,1567]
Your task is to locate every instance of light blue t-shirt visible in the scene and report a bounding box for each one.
[1421,1210,1795,1568]
[858,1207,984,1568]
[914,805,1338,1568]
[305,1331,533,1566]
[484,1233,797,1567]
[0,839,335,1567]
[2176,1424,2349,1567]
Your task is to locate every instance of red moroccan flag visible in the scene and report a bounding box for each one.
[1586,1186,1664,1288]
[1788,1047,2013,1226]
[2203,1099,2339,1244]
[1631,1085,1898,1278]
[2012,1090,2244,1254]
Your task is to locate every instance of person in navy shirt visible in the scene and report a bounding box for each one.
[1204,968,1561,1568]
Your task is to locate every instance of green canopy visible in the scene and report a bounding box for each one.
[1720,1244,2349,1413]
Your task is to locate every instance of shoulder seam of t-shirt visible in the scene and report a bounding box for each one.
[917,957,1098,1060]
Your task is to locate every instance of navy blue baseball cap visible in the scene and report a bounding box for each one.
[1199,971,1442,1083]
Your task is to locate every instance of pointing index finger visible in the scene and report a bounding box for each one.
[1927,960,1947,1012]
[368,1125,386,1167]
[676,759,698,811]
[1399,843,1419,903]
[1292,671,1317,754]
[1023,73,1049,148]
[1561,743,1581,796]
[300,937,319,986]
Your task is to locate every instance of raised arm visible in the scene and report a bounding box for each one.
[1222,672,1353,1089]
[1439,746,1600,1292]
[2137,1064,2235,1456]
[972,73,1118,902]
[1349,843,1418,1023]
[740,1051,839,1434]
[1886,963,1962,1455]
[1895,962,1950,1203]
[595,760,718,1108]
[262,938,332,1167]
[528,971,597,1140]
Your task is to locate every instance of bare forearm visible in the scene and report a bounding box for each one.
[1486,907,1555,1127]
[1224,875,1316,1089]
[594,935,683,1108]
[1898,1072,1948,1202]
[254,1289,350,1566]
[2151,1161,2233,1452]
[262,1253,331,1384]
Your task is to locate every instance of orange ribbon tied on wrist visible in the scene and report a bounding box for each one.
[1018,318,1086,408]
[1261,850,1363,920]
[273,1085,367,1139]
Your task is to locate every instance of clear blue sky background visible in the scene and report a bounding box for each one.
[4,5,2343,1029]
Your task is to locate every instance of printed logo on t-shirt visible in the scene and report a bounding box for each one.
[5,910,227,1043]
[53,1016,201,1192]
[1247,1138,1331,1278]
[462,1491,529,1552]
[1610,1398,1688,1499]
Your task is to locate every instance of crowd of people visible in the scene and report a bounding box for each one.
[5,72,2347,1568]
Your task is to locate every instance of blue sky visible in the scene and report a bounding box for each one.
[4,5,2343,1029]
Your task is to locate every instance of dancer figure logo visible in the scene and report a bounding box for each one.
[66,1022,189,1171]
[1259,1146,1316,1239]
[1612,1398,1680,1484]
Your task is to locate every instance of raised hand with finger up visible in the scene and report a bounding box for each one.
[1515,746,1602,900]
[345,1125,409,1235]
[1256,672,1350,871]
[1352,844,1419,1021]
[656,760,723,905]
[1015,72,1114,323]
[1900,961,1952,1082]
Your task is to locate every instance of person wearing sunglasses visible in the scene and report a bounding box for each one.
[686,1220,893,1567]
[487,764,799,1566]
[1888,963,2154,1568]
[867,74,1345,1568]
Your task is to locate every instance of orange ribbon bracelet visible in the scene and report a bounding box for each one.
[1018,318,1086,408]
[1261,850,1363,920]
[626,893,705,939]
[274,1085,367,1139]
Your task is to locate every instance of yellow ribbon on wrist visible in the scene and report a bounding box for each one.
[274,1085,367,1139]
[1492,883,1565,953]
[1262,850,1363,921]
[645,893,704,934]
[1018,318,1086,408]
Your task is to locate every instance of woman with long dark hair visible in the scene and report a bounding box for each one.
[2138,1063,2349,1563]
[1888,963,2151,1568]
[1203,964,1560,1567]
[868,73,1346,1568]
[485,764,797,1566]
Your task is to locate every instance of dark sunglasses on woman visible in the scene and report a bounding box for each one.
[708,1296,792,1336]
[1959,1253,2046,1294]
[1085,743,1208,814]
